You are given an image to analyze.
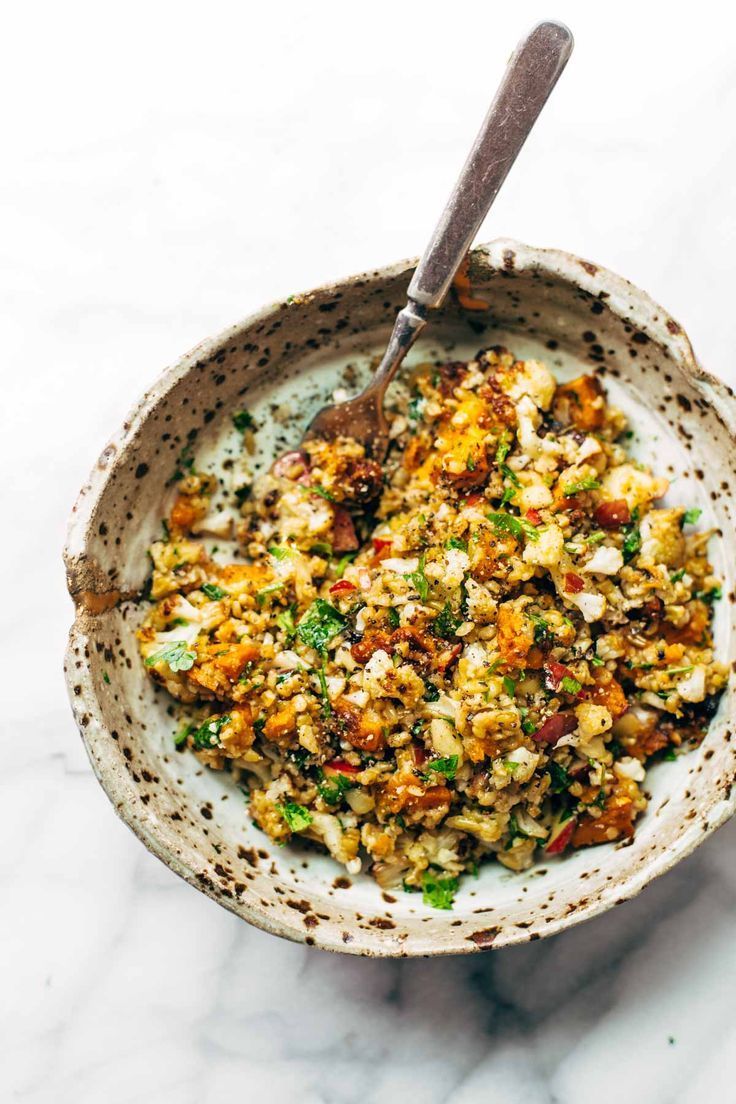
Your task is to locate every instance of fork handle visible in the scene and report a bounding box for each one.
[407,20,573,309]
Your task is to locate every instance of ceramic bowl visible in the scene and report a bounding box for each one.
[64,239,736,956]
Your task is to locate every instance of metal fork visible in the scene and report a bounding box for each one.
[303,19,573,459]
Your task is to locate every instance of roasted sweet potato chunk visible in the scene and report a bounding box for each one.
[553,374,605,431]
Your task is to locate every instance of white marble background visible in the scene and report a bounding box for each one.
[3,1,736,1100]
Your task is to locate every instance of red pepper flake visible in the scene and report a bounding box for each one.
[545,816,578,854]
[526,508,542,526]
[593,499,631,528]
[564,571,585,594]
[533,712,578,746]
[371,537,393,564]
[329,579,357,595]
[543,660,574,692]
[323,758,360,775]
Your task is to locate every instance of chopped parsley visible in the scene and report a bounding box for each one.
[302,483,336,502]
[407,553,430,601]
[445,537,468,551]
[202,583,227,600]
[495,430,512,465]
[278,802,313,832]
[192,713,231,749]
[256,582,285,607]
[316,658,332,717]
[590,655,605,667]
[423,679,440,702]
[144,639,196,672]
[174,723,193,748]
[386,607,401,630]
[268,545,293,560]
[276,605,297,638]
[421,869,458,910]
[670,567,686,583]
[296,599,346,652]
[563,477,601,496]
[695,586,721,604]
[682,507,702,526]
[528,612,551,645]
[232,410,256,432]
[622,509,641,564]
[503,674,516,697]
[487,511,540,543]
[408,393,425,421]
[309,541,333,557]
[102,671,111,685]
[500,463,521,487]
[433,601,462,640]
[317,771,355,805]
[547,759,572,793]
[424,755,458,781]
[334,552,357,578]
[560,675,582,695]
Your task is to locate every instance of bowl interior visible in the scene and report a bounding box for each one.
[65,241,736,954]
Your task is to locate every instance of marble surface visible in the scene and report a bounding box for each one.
[4,2,736,1100]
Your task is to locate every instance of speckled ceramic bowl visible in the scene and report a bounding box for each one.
[64,239,736,956]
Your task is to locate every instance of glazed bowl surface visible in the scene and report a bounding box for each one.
[64,239,736,956]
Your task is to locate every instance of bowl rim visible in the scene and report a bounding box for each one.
[64,237,736,956]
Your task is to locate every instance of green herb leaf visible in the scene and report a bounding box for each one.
[563,477,601,496]
[408,393,425,422]
[174,723,193,748]
[547,759,572,793]
[145,639,197,672]
[590,655,604,667]
[487,511,540,543]
[317,771,355,805]
[334,552,357,578]
[695,586,722,604]
[202,583,227,600]
[192,713,231,749]
[423,679,440,702]
[445,537,468,551]
[387,607,401,630]
[622,510,641,564]
[268,545,293,561]
[276,605,297,638]
[302,484,336,502]
[256,582,285,608]
[296,599,346,652]
[425,755,459,781]
[316,657,332,717]
[560,675,582,695]
[433,601,462,640]
[503,674,516,697]
[309,541,333,556]
[278,802,313,832]
[233,410,256,432]
[407,553,430,601]
[421,870,458,910]
[682,508,702,526]
[528,612,551,645]
[102,671,111,685]
[500,463,521,487]
[670,567,686,583]
[495,430,512,465]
